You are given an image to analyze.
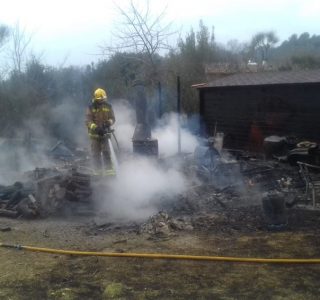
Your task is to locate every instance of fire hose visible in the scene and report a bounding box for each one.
[104,128,120,151]
[110,130,120,151]
[1,242,320,264]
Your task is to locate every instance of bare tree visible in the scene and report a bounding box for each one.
[0,25,10,78]
[102,0,175,73]
[9,22,33,73]
[0,24,9,50]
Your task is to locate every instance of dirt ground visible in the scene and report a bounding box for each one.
[1,200,320,300]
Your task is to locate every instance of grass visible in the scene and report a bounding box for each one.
[1,217,320,299]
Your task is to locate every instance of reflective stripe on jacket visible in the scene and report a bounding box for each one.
[86,100,115,135]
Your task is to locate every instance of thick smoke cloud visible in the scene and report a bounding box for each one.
[153,113,199,157]
[112,100,136,152]
[112,100,199,157]
[96,100,200,221]
[95,156,187,220]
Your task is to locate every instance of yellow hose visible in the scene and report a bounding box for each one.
[1,242,320,264]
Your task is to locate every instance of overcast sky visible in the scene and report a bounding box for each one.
[0,0,319,67]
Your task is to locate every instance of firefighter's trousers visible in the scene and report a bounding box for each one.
[90,137,112,170]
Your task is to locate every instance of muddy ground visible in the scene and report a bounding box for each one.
[1,179,320,300]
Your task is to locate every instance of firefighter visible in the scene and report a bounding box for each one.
[86,88,115,175]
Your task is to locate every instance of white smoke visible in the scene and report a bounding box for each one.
[112,100,136,152]
[0,117,54,184]
[112,100,199,157]
[153,113,199,157]
[49,99,88,148]
[95,100,200,221]
[0,100,87,185]
[96,156,187,220]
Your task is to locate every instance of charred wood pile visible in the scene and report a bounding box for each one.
[0,167,92,219]
[184,147,316,229]
[0,182,37,219]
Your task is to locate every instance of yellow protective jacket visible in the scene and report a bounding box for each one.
[86,100,115,138]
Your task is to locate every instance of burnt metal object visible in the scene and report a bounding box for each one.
[132,80,158,156]
[133,139,159,156]
[263,136,287,159]
[262,191,288,229]
[288,143,320,166]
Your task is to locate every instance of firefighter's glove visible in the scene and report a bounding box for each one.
[107,119,114,126]
[96,127,106,136]
[89,123,98,134]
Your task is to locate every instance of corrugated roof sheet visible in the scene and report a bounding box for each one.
[195,69,320,88]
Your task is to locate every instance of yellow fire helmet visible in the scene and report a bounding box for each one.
[93,88,107,101]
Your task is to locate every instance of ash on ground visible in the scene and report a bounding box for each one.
[1,146,320,239]
[88,156,320,239]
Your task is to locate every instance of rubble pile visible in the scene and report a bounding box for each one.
[0,181,37,219]
[153,157,311,234]
[0,167,92,218]
[139,211,193,238]
[78,152,320,239]
[1,140,319,238]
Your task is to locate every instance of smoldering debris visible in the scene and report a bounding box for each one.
[139,211,193,239]
[1,146,320,239]
[0,166,93,219]
[92,156,188,221]
[136,157,319,237]
[150,156,314,234]
[87,153,318,238]
[0,181,38,219]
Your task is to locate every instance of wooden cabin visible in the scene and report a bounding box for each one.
[194,69,320,151]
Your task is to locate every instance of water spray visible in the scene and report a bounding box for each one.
[108,139,119,175]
